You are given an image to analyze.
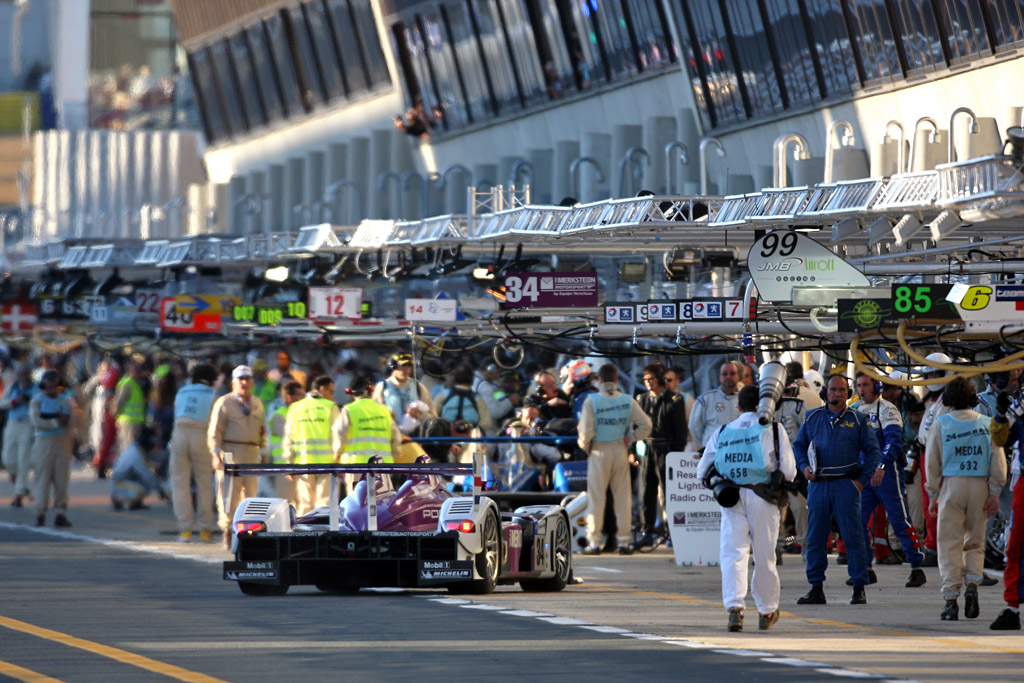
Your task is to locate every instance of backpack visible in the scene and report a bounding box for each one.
[440,387,479,426]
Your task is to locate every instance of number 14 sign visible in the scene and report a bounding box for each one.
[308,287,363,321]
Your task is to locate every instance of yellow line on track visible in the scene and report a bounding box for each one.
[0,614,230,683]
[575,585,1024,655]
[0,659,64,683]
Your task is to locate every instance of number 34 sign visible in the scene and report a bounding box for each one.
[308,287,363,320]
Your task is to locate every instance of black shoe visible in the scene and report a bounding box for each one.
[11,494,23,508]
[111,496,124,512]
[906,568,927,588]
[941,599,959,620]
[128,501,149,511]
[35,514,45,527]
[836,552,847,565]
[727,609,743,632]
[601,540,618,553]
[846,569,877,586]
[990,608,1021,630]
[97,468,107,479]
[850,587,867,605]
[964,584,980,619]
[797,586,826,605]
[981,573,999,587]
[580,545,601,556]
[618,544,635,555]
[636,532,655,548]
[54,514,72,528]
[920,550,938,567]
[776,548,783,566]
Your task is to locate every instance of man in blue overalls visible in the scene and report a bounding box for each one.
[794,374,880,605]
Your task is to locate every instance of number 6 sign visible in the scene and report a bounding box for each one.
[308,287,363,320]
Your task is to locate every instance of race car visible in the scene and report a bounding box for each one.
[222,453,573,596]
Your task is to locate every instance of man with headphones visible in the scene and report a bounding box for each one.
[852,372,926,588]
[637,362,688,546]
[372,352,436,424]
[793,373,880,606]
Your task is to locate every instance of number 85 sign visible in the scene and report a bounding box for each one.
[308,287,363,320]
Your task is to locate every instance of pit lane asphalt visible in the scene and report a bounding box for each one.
[1,463,1022,682]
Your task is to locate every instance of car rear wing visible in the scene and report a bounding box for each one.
[224,452,484,532]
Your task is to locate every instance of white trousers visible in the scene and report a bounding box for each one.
[3,419,34,496]
[720,487,781,614]
[295,473,331,515]
[586,441,631,548]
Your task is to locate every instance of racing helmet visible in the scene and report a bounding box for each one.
[387,352,414,372]
[924,352,952,393]
[803,369,825,393]
[562,359,591,384]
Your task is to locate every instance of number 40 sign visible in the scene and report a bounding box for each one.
[308,287,363,320]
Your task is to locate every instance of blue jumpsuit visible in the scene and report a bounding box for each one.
[854,397,924,568]
[794,406,880,588]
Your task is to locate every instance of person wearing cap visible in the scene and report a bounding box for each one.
[698,384,796,632]
[283,376,342,512]
[208,364,267,546]
[373,352,435,422]
[335,375,401,469]
[29,370,73,528]
[169,363,218,542]
[251,359,278,405]
[925,377,1006,621]
[112,354,151,461]
[473,363,519,424]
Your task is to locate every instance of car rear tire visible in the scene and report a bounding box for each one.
[520,513,571,593]
[451,510,500,595]
[238,581,289,596]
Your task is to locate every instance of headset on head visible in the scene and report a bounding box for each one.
[644,364,667,388]
[387,352,414,372]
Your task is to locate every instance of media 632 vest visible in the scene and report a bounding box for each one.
[174,383,216,423]
[938,413,991,477]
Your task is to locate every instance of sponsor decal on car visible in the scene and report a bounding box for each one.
[418,560,474,583]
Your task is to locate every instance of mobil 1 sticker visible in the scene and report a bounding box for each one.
[645,302,677,321]
[419,560,474,584]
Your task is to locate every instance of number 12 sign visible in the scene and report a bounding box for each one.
[308,287,363,320]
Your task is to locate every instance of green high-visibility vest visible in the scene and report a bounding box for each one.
[287,396,335,464]
[268,404,290,464]
[342,398,394,464]
[116,377,146,425]
[255,380,278,405]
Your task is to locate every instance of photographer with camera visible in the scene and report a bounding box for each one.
[697,383,796,632]
[794,373,881,606]
[2,364,36,508]
[29,370,73,528]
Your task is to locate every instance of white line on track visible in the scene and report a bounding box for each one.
[0,521,222,564]
[578,566,623,573]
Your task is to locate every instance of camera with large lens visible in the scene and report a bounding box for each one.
[703,465,740,508]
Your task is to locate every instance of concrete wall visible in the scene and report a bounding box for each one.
[0,0,52,93]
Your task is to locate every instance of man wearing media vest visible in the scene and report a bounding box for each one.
[794,373,880,606]
[698,384,796,632]
[577,363,652,555]
[169,363,218,542]
[925,376,1006,621]
[283,376,342,513]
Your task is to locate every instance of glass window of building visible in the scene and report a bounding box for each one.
[470,0,524,112]
[264,14,307,115]
[589,0,639,79]
[207,40,248,135]
[892,1,945,73]
[626,0,676,70]
[304,1,348,101]
[940,0,992,61]
[984,0,1024,50]
[419,10,471,126]
[724,0,781,117]
[326,0,370,94]
[804,0,859,93]
[245,24,285,124]
[763,0,818,106]
[563,0,608,86]
[228,33,267,129]
[398,21,444,120]
[523,0,576,95]
[286,7,327,109]
[679,0,747,127]
[352,1,392,87]
[849,0,902,83]
[497,0,547,103]
[188,48,228,142]
[444,0,497,119]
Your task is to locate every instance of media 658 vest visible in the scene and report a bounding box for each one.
[116,377,146,425]
[714,423,769,485]
[35,394,70,437]
[288,397,336,464]
[174,382,216,423]
[591,392,633,442]
[342,399,394,464]
[938,413,991,477]
[268,404,289,464]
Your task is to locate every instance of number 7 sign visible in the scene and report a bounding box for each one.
[308,287,363,320]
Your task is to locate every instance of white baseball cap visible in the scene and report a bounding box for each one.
[232,365,254,379]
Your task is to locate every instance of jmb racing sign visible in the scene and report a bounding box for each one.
[746,231,869,303]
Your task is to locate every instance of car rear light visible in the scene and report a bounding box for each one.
[234,521,266,533]
[445,520,475,533]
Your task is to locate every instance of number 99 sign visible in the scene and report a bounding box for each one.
[308,287,363,320]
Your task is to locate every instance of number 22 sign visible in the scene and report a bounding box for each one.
[308,287,363,320]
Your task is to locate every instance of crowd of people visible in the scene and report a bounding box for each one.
[2,344,1023,633]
